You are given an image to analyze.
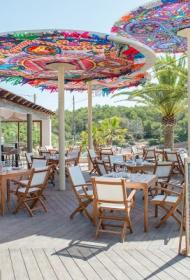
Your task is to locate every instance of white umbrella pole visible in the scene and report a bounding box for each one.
[87,81,93,169]
[178,29,190,155]
[58,65,65,190]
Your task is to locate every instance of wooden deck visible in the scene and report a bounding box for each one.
[0,173,190,280]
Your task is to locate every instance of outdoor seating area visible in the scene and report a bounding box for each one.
[1,0,190,279]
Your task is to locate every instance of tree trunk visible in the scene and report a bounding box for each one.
[163,125,174,149]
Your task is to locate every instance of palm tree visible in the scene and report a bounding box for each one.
[80,116,127,148]
[113,55,187,149]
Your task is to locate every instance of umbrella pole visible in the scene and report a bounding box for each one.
[178,29,190,155]
[58,65,66,190]
[87,81,93,170]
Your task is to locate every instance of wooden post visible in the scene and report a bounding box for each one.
[87,81,93,170]
[27,113,33,153]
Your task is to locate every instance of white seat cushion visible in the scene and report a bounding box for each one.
[152,195,178,204]
[19,180,29,185]
[98,202,125,209]
[18,187,41,193]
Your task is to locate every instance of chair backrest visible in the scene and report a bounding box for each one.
[32,159,47,169]
[109,155,124,166]
[95,160,108,176]
[87,148,96,162]
[143,149,156,160]
[131,146,138,154]
[165,151,178,162]
[25,153,33,168]
[30,168,50,187]
[68,166,86,186]
[92,177,127,204]
[153,162,173,179]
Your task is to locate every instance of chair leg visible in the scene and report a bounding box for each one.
[83,208,93,222]
[121,222,127,243]
[96,218,102,239]
[13,198,23,214]
[156,207,176,228]
[155,205,158,217]
[70,206,82,219]
[23,201,34,217]
[38,198,48,212]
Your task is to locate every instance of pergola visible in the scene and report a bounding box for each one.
[0,88,54,152]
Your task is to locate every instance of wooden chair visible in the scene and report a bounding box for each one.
[91,177,136,242]
[68,166,93,221]
[25,152,33,169]
[87,148,98,174]
[8,167,51,216]
[151,183,184,228]
[143,148,157,162]
[95,160,108,176]
[100,148,113,164]
[164,151,184,175]
[32,158,47,169]
[153,162,174,187]
[109,155,126,172]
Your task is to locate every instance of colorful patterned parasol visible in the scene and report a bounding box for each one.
[111,0,190,53]
[0,29,156,189]
[0,30,154,92]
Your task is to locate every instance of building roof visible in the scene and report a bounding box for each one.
[0,88,54,115]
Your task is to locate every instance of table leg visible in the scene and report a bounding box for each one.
[144,188,148,232]
[1,178,6,216]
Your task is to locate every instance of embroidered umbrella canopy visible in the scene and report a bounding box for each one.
[0,29,155,189]
[111,0,190,53]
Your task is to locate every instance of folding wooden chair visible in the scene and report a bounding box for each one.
[87,148,98,174]
[151,183,184,228]
[95,160,108,176]
[143,148,157,162]
[109,155,126,172]
[91,177,136,242]
[164,151,184,175]
[153,162,174,187]
[9,167,51,216]
[32,158,47,169]
[25,152,33,169]
[68,166,93,221]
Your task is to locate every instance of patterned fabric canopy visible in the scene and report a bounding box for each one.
[111,0,190,53]
[0,30,155,92]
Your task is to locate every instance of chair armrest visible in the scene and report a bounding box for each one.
[154,187,180,196]
[127,189,136,201]
[10,179,28,187]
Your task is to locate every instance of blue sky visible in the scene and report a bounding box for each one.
[0,0,148,111]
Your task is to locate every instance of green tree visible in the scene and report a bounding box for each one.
[113,55,187,149]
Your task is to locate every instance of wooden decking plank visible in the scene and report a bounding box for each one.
[136,249,175,280]
[55,247,87,280]
[44,249,72,280]
[21,248,43,280]
[104,248,142,280]
[0,249,15,280]
[95,249,128,280]
[66,244,100,280]
[113,246,157,279]
[160,248,190,279]
[9,249,29,280]
[32,249,58,280]
[153,248,189,280]
[81,245,116,280]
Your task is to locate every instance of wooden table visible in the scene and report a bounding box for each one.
[0,168,31,216]
[114,160,155,173]
[99,173,157,232]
